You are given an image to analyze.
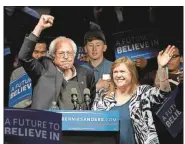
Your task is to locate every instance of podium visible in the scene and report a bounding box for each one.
[51,110,120,144]
[4,108,61,144]
[4,108,120,144]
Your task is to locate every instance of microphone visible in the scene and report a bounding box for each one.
[71,88,79,110]
[83,88,91,110]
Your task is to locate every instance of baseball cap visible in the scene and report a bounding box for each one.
[84,30,106,45]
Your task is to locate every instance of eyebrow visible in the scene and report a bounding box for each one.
[88,42,102,44]
[34,50,46,52]
[57,51,73,53]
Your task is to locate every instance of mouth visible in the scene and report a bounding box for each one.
[116,78,125,82]
[167,63,173,67]
[92,53,97,56]
[62,61,71,63]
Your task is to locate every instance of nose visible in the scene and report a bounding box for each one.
[34,54,40,59]
[92,46,97,51]
[63,53,69,59]
[117,72,122,77]
[37,53,42,58]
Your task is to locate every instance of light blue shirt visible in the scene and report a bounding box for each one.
[92,58,113,83]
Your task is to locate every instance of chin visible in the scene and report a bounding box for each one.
[91,56,99,60]
[117,83,125,87]
[63,66,72,70]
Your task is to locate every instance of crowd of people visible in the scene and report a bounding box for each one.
[5,7,183,144]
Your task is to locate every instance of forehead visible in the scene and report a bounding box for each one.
[56,41,73,52]
[35,43,47,50]
[87,39,104,44]
[113,63,128,71]
[173,47,180,54]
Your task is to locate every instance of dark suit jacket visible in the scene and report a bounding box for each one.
[18,33,96,110]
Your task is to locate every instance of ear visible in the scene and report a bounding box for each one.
[84,46,87,53]
[180,56,183,62]
[52,54,56,63]
[103,44,107,52]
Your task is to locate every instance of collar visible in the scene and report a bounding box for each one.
[56,66,77,81]
[93,58,106,70]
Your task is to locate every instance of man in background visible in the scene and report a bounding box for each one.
[83,30,113,91]
[9,40,47,108]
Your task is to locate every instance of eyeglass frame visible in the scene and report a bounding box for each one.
[55,51,75,58]
[171,54,180,59]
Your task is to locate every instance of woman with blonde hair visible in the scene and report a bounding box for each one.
[92,45,176,144]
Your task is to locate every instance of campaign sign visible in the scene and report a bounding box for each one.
[74,46,93,70]
[156,87,183,137]
[4,108,61,144]
[113,29,161,60]
[9,73,32,107]
[50,110,119,131]
[75,46,86,60]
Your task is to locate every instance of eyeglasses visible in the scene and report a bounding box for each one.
[56,51,74,58]
[171,55,180,59]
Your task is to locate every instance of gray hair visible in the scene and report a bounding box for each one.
[49,36,77,58]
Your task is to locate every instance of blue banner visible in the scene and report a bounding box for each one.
[156,87,183,137]
[113,29,161,60]
[4,47,11,56]
[4,108,61,144]
[50,110,119,131]
[9,73,32,107]
[74,46,92,70]
[75,46,86,60]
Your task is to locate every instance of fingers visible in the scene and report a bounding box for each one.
[96,79,110,91]
[164,45,171,53]
[164,45,176,57]
[158,50,163,56]
[42,15,54,22]
[134,57,147,68]
[135,63,140,67]
[133,57,141,64]
[168,46,176,56]
[177,75,183,83]
[40,15,54,27]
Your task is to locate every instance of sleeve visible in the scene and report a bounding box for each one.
[18,33,46,82]
[141,85,170,106]
[154,66,171,91]
[91,88,116,111]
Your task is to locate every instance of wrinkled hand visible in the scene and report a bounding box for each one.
[33,15,54,37]
[158,45,176,67]
[134,57,147,69]
[96,79,110,91]
[37,15,54,30]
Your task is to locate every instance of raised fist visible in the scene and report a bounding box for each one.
[33,15,54,37]
[37,15,54,30]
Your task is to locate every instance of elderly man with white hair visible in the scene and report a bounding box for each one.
[18,15,96,110]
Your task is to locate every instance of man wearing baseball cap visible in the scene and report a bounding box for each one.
[84,30,113,90]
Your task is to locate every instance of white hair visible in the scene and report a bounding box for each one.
[49,36,77,58]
